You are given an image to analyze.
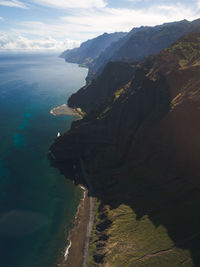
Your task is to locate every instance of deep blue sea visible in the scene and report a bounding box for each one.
[0,52,87,267]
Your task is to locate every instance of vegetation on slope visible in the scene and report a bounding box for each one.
[89,18,200,80]
[52,32,200,266]
[62,19,200,82]
[88,163,198,267]
[166,34,200,68]
[68,62,136,113]
[86,32,200,267]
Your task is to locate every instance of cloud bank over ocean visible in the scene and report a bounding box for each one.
[0,34,79,50]
[1,0,200,50]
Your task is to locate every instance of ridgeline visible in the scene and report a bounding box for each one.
[51,24,200,266]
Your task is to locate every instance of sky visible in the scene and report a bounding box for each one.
[0,0,200,51]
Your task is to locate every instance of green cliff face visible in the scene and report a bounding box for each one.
[51,32,200,266]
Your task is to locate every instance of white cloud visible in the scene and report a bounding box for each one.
[0,17,3,20]
[61,4,200,34]
[32,0,107,9]
[10,2,200,45]
[2,1,200,51]
[197,0,200,8]
[0,34,80,50]
[0,0,28,8]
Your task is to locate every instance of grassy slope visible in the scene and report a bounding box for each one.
[88,160,200,266]
[87,33,200,267]
[52,33,200,266]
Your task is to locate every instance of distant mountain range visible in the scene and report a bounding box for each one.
[62,19,200,81]
[60,32,127,68]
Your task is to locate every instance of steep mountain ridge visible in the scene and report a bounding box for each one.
[62,19,200,83]
[60,32,127,67]
[87,20,191,80]
[86,25,150,81]
[51,32,200,266]
[88,19,200,81]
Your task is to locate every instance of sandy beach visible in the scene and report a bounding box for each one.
[59,186,90,267]
[50,104,83,118]
[57,159,95,267]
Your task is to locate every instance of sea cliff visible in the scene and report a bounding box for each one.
[51,32,200,266]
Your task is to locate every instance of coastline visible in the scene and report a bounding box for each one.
[50,104,94,265]
[50,104,84,119]
[57,159,95,267]
[59,185,90,267]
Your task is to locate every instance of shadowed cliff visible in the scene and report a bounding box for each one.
[51,32,200,266]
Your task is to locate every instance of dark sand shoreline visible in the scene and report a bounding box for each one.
[58,185,90,267]
[56,158,96,267]
[51,103,94,266]
[53,156,95,267]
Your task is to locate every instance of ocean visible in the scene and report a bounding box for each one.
[0,52,87,267]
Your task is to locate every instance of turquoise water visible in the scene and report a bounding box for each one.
[0,52,87,267]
